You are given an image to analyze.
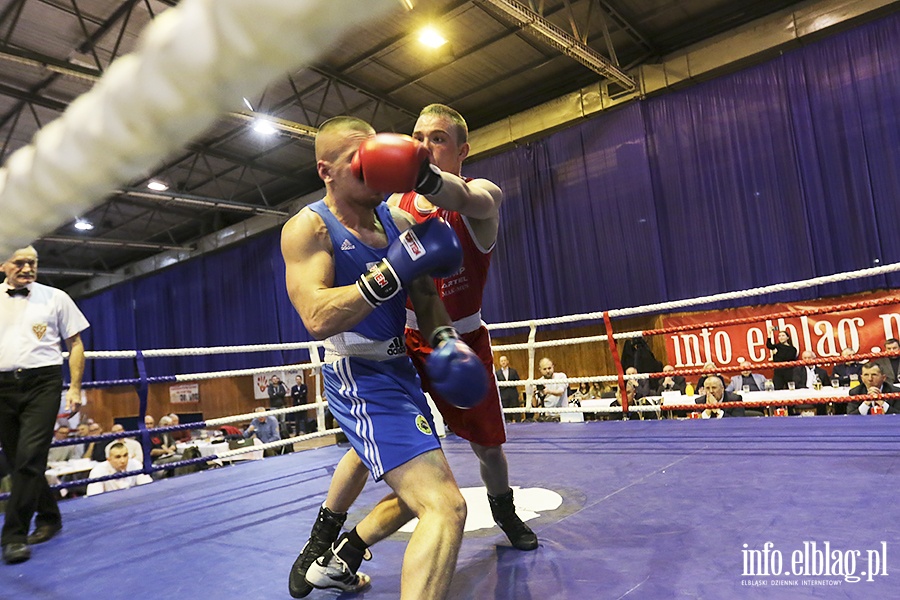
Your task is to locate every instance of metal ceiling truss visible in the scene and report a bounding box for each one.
[478,0,636,90]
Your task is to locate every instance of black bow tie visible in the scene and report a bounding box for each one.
[6,287,29,297]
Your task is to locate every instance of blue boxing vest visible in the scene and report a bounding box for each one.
[307,199,407,344]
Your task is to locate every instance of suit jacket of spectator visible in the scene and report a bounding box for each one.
[291,383,308,406]
[495,366,521,407]
[791,365,830,389]
[847,382,900,414]
[633,378,651,399]
[657,375,687,394]
[694,391,746,417]
[726,373,766,393]
[869,357,898,385]
[832,362,863,387]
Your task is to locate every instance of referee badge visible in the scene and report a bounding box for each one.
[415,414,432,435]
[32,323,47,340]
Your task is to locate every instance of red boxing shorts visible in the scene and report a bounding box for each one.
[405,325,507,447]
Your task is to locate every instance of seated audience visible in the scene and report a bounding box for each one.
[73,422,91,457]
[149,416,178,459]
[47,425,79,463]
[610,380,639,420]
[694,376,745,418]
[792,351,830,389]
[168,414,193,443]
[83,422,107,461]
[85,442,152,496]
[726,360,766,393]
[658,365,687,394]
[695,362,723,392]
[244,407,282,444]
[847,362,900,415]
[625,366,651,399]
[870,338,900,385]
[108,424,144,464]
[832,347,862,387]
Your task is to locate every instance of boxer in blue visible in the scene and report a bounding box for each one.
[281,116,486,600]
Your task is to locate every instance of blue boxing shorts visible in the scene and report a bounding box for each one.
[323,355,440,480]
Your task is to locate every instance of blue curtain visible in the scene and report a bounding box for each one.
[75,11,900,373]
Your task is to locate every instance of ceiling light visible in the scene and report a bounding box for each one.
[253,119,278,135]
[147,180,168,192]
[418,27,447,49]
[74,219,94,231]
[242,97,254,111]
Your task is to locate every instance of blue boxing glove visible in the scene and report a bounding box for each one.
[356,218,462,307]
[426,326,488,409]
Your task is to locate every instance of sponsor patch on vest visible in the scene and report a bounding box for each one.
[415,414,432,436]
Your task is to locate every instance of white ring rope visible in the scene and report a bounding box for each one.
[485,261,900,331]
[0,0,399,255]
[81,341,323,360]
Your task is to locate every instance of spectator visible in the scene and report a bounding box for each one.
[149,416,177,460]
[531,358,568,422]
[268,375,288,416]
[589,382,605,398]
[73,423,91,457]
[832,347,862,388]
[244,407,281,444]
[108,424,143,463]
[85,442,152,496]
[495,355,522,423]
[168,414,192,443]
[695,362,722,392]
[625,366,651,399]
[290,374,310,435]
[83,423,107,462]
[792,351,829,390]
[46,426,79,463]
[694,376,745,418]
[726,360,766,393]
[847,363,900,415]
[658,365,687,394]
[870,338,900,385]
[611,380,640,420]
[766,328,798,390]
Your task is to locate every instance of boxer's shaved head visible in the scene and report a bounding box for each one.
[315,116,374,162]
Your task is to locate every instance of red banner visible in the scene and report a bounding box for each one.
[661,290,900,369]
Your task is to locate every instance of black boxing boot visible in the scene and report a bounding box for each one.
[288,504,347,598]
[488,488,539,551]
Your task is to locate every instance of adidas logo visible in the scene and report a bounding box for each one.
[340,239,356,251]
[387,337,406,356]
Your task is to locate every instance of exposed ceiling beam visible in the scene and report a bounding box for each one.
[117,189,290,217]
[41,235,190,252]
[478,0,636,90]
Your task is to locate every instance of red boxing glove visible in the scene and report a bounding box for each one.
[351,133,443,195]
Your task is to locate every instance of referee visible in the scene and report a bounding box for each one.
[0,245,89,564]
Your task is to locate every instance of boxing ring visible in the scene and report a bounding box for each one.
[0,0,897,596]
[5,418,898,599]
[1,262,897,599]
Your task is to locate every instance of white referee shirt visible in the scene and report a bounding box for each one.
[0,282,90,371]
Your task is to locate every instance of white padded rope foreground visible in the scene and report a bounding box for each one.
[0,0,399,255]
